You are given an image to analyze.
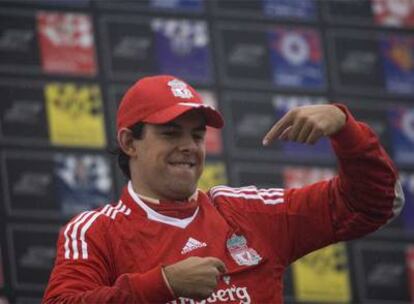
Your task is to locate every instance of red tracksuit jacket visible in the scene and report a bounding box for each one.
[43,107,404,303]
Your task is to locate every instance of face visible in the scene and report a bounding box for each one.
[127,110,206,201]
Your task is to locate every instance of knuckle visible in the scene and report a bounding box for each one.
[307,116,322,127]
[208,267,219,277]
[297,112,308,121]
[307,116,317,124]
[314,124,324,133]
[213,268,221,276]
[290,108,300,116]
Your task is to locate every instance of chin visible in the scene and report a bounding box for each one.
[169,185,197,201]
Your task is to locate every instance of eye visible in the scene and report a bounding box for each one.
[193,132,205,141]
[162,130,179,137]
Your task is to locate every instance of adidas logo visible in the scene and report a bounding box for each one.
[181,237,207,254]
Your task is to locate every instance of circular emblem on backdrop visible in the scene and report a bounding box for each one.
[280,32,309,66]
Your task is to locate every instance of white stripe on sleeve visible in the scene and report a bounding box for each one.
[80,205,115,259]
[64,211,90,259]
[111,204,126,219]
[211,191,284,205]
[71,211,96,260]
[63,201,132,260]
[211,185,284,195]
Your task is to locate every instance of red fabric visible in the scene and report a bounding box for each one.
[148,200,199,219]
[116,75,223,130]
[43,106,403,303]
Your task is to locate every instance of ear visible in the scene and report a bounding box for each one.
[117,128,137,157]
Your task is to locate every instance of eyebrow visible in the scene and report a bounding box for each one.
[159,122,206,131]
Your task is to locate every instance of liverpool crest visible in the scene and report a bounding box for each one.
[167,79,193,99]
[226,234,262,266]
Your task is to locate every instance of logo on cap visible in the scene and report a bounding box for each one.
[168,79,193,99]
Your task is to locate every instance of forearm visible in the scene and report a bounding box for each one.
[330,105,404,237]
[43,285,131,304]
[43,265,174,304]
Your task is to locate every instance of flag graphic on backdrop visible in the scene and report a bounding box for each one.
[151,18,212,83]
[381,35,414,95]
[372,0,414,28]
[37,12,97,75]
[44,83,106,148]
[292,243,352,302]
[54,154,112,215]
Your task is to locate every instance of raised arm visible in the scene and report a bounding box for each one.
[263,104,404,263]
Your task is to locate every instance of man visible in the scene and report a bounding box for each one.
[43,75,404,303]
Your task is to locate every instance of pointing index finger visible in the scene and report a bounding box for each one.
[262,111,294,146]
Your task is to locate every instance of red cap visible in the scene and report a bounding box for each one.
[116,75,224,131]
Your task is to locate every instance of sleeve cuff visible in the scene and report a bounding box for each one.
[129,265,175,302]
[330,104,367,155]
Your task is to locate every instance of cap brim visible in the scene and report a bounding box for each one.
[144,103,224,128]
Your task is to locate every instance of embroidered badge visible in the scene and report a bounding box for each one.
[168,79,193,99]
[226,234,262,266]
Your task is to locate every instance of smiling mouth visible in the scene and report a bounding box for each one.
[168,162,196,169]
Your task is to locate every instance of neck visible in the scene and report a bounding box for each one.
[128,181,198,204]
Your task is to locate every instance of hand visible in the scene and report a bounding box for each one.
[262,105,346,146]
[163,256,227,300]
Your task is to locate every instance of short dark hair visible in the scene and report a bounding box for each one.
[113,122,146,179]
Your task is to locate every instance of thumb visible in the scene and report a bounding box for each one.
[206,257,227,274]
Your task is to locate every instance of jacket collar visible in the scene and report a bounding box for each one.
[124,181,200,229]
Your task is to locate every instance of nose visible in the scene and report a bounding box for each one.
[178,133,199,153]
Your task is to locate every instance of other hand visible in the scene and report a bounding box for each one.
[262,105,346,146]
[163,256,227,300]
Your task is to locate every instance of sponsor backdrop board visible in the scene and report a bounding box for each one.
[0,80,106,148]
[0,10,40,74]
[99,16,213,84]
[323,0,414,28]
[328,30,414,97]
[0,0,413,302]
[37,12,97,76]
[0,10,97,76]
[7,224,60,291]
[292,243,352,303]
[1,150,114,219]
[216,22,326,91]
[353,241,412,303]
[222,91,333,163]
[0,80,49,145]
